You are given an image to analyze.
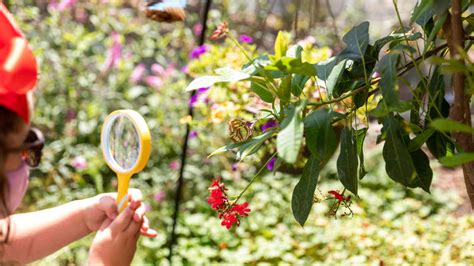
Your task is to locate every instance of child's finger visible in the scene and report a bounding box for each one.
[128,189,143,205]
[109,206,134,233]
[99,195,118,220]
[133,204,146,223]
[124,213,142,236]
[99,217,113,231]
[141,216,150,231]
[140,227,158,238]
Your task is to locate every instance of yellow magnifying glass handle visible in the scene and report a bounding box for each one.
[117,173,132,213]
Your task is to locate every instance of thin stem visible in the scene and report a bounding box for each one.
[231,152,277,204]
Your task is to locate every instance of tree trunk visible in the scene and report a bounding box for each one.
[447,0,474,209]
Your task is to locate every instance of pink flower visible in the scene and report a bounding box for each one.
[104,32,122,70]
[130,64,146,83]
[181,65,189,74]
[151,63,165,76]
[154,191,166,202]
[49,0,76,11]
[145,76,163,89]
[239,34,253,44]
[169,160,179,171]
[71,156,87,170]
[193,23,203,36]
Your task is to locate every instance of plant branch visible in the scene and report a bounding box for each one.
[231,152,277,204]
[307,43,449,108]
[446,0,474,208]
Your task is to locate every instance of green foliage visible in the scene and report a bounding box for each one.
[291,155,320,226]
[337,127,359,195]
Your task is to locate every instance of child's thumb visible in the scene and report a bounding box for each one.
[99,195,118,220]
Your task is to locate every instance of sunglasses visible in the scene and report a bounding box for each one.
[7,128,44,167]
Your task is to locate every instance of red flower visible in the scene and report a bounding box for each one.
[207,178,251,230]
[328,190,348,201]
[208,189,225,209]
[231,202,251,217]
[220,212,238,229]
[210,21,229,40]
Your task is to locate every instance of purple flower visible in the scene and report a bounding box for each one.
[130,64,146,83]
[188,87,209,107]
[372,71,381,79]
[267,157,277,171]
[189,45,208,59]
[71,156,87,170]
[169,160,179,171]
[154,191,166,202]
[232,163,238,172]
[66,109,77,121]
[261,119,278,132]
[189,130,198,139]
[239,34,254,44]
[145,76,163,89]
[104,31,122,70]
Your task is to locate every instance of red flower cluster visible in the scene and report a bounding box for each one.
[210,22,229,40]
[207,178,251,229]
[328,190,351,202]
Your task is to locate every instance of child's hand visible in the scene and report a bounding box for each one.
[83,189,157,237]
[87,203,142,266]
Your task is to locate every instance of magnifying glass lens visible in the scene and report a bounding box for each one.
[109,116,140,172]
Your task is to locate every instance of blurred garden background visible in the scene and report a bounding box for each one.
[7,0,474,264]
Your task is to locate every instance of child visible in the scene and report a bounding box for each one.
[0,3,157,264]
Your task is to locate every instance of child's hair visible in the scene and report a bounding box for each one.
[0,105,25,243]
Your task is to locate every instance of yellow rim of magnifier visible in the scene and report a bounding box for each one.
[101,109,151,212]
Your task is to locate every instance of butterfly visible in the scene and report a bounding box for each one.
[145,0,186,22]
[228,119,255,143]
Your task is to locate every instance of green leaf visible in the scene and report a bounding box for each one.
[407,128,436,152]
[427,131,455,159]
[304,109,338,163]
[215,67,251,82]
[376,53,400,108]
[314,57,337,80]
[337,127,359,195]
[339,21,370,60]
[274,31,291,59]
[185,76,222,91]
[426,13,447,48]
[409,149,433,193]
[250,79,275,103]
[277,75,292,104]
[440,153,474,167]
[291,74,310,97]
[326,59,347,97]
[411,0,434,24]
[286,44,303,59]
[208,142,247,158]
[236,130,276,160]
[185,67,250,91]
[277,101,306,163]
[274,57,316,76]
[382,116,416,186]
[355,128,368,179]
[430,118,474,134]
[432,0,450,16]
[291,155,320,227]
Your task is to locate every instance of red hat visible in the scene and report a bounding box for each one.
[0,3,38,123]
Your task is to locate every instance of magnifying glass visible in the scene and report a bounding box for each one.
[101,110,152,213]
